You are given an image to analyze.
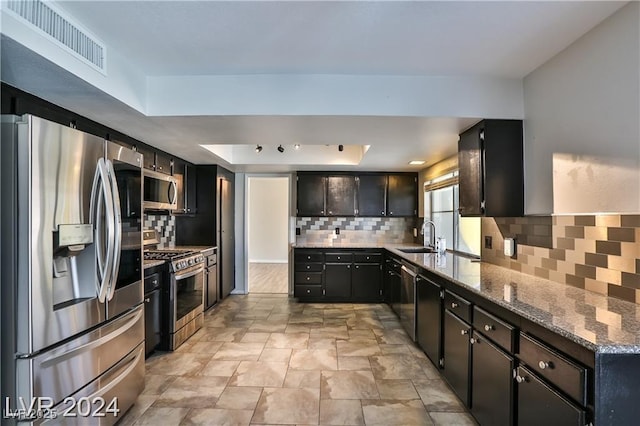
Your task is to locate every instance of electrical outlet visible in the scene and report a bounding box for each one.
[295,227,301,236]
[335,227,340,235]
[484,236,492,249]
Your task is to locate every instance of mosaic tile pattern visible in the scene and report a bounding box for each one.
[482,215,640,304]
[296,217,416,246]
[144,214,176,248]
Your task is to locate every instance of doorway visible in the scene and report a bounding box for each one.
[246,176,290,294]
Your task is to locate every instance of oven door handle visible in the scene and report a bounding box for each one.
[174,266,204,281]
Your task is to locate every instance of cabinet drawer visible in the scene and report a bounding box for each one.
[325,253,353,263]
[206,254,217,267]
[519,333,587,406]
[473,306,516,353]
[295,285,323,298]
[444,291,472,323]
[296,262,323,272]
[295,252,324,263]
[354,253,382,263]
[295,272,322,284]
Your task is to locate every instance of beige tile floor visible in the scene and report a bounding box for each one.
[249,263,289,294]
[119,294,477,425]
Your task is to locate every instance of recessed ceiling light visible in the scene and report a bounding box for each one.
[294,144,300,150]
[255,144,263,153]
[338,144,344,152]
[277,145,284,153]
[409,160,425,165]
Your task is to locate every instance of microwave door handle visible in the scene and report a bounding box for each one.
[106,159,122,301]
[168,180,177,206]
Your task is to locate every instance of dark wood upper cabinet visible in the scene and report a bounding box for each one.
[458,119,523,217]
[357,174,387,216]
[326,176,357,216]
[154,152,172,175]
[387,174,417,217]
[173,160,197,214]
[297,174,326,216]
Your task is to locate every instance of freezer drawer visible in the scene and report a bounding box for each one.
[16,305,144,408]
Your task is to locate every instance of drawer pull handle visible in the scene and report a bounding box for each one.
[306,277,310,281]
[515,375,528,384]
[451,302,458,309]
[366,256,370,260]
[307,256,311,260]
[470,337,477,344]
[306,266,310,269]
[306,289,311,294]
[538,361,552,370]
[461,329,469,335]
[484,324,494,332]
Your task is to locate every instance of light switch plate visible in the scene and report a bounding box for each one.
[504,238,515,257]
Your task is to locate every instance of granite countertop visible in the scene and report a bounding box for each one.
[144,259,166,269]
[294,243,640,353]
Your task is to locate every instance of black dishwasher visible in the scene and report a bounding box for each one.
[144,272,162,357]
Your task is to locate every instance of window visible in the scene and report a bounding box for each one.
[424,172,480,257]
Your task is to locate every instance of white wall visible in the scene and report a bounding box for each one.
[523,2,640,214]
[248,177,289,262]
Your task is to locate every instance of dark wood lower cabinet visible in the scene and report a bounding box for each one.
[324,263,352,298]
[443,310,471,406]
[416,275,442,368]
[516,366,585,426]
[352,263,382,301]
[471,331,514,426]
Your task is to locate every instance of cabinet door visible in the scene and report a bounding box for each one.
[458,124,483,216]
[205,265,218,310]
[443,310,471,407]
[416,275,442,368]
[357,174,387,216]
[516,366,585,426]
[387,174,417,217]
[155,153,172,175]
[326,176,356,216]
[185,164,197,213]
[325,263,352,298]
[144,290,161,357]
[136,145,156,171]
[352,263,382,301]
[174,161,197,214]
[219,177,235,298]
[471,331,514,426]
[297,174,326,216]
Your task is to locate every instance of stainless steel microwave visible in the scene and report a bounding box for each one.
[144,169,177,210]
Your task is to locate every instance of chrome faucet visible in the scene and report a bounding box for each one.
[421,220,436,249]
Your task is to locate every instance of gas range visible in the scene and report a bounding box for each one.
[142,231,204,273]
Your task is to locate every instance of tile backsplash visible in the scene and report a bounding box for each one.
[296,217,416,246]
[144,214,176,248]
[482,215,640,304]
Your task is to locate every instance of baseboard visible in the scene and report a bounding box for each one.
[249,259,288,264]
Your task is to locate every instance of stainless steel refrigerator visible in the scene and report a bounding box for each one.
[1,115,145,424]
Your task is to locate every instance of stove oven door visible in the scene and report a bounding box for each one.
[171,265,205,333]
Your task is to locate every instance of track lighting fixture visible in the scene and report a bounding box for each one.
[338,144,344,152]
[255,145,263,153]
[277,145,285,153]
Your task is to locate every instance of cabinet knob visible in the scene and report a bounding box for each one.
[366,256,370,260]
[389,211,393,215]
[470,337,477,344]
[321,210,324,214]
[355,265,359,269]
[306,289,311,294]
[307,256,311,260]
[461,329,469,335]
[329,211,333,215]
[538,361,552,370]
[484,324,494,332]
[451,302,458,309]
[145,298,150,303]
[306,277,310,281]
[381,211,385,215]
[337,256,341,260]
[347,265,350,269]
[515,375,528,384]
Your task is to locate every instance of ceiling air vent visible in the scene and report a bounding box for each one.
[6,0,106,73]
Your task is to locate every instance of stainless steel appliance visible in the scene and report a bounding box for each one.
[0,115,144,424]
[143,233,204,351]
[400,263,418,341]
[143,168,177,211]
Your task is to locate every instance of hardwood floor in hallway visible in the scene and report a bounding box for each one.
[249,263,288,294]
[119,294,477,425]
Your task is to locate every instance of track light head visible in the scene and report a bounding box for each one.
[277,145,285,153]
[338,144,344,152]
[255,145,263,153]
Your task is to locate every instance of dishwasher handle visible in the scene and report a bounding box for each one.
[401,265,417,278]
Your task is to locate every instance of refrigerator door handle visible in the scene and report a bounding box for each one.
[91,158,116,303]
[105,159,122,301]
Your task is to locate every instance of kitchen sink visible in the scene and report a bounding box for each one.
[398,247,436,254]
